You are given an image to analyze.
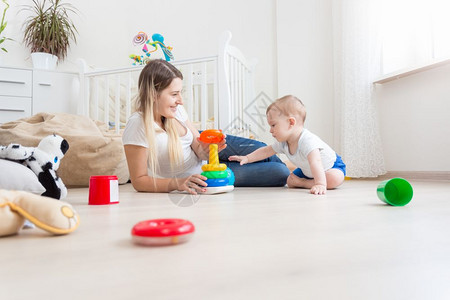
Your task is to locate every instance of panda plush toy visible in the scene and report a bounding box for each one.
[0,134,69,200]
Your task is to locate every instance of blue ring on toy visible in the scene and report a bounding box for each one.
[205,178,229,187]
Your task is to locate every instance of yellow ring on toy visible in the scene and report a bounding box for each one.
[202,163,227,172]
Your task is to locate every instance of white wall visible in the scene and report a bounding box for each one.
[4,0,449,173]
[3,0,278,100]
[375,65,450,172]
[276,0,334,148]
[276,0,450,173]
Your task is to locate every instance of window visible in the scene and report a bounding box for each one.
[380,0,450,74]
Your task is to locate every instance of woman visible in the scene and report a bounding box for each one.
[122,59,289,194]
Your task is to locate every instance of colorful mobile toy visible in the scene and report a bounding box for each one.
[129,32,174,65]
[199,129,235,194]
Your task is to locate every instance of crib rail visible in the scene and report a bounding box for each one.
[219,31,257,136]
[77,31,256,136]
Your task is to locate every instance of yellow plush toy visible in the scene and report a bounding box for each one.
[0,189,80,237]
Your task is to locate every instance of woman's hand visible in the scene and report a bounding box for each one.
[179,174,208,195]
[196,134,227,159]
[228,155,249,165]
[185,118,227,160]
[217,134,227,153]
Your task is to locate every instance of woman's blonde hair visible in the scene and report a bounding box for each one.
[266,95,306,124]
[135,59,184,179]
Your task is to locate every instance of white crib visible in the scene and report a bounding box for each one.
[77,31,257,137]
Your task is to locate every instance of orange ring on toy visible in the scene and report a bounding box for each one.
[199,129,224,144]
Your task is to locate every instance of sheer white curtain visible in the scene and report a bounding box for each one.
[332,0,386,177]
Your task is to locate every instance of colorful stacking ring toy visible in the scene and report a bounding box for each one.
[131,219,195,246]
[198,129,234,194]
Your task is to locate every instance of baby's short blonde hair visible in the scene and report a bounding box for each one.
[266,95,306,123]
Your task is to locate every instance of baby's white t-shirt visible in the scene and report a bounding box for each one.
[122,105,203,178]
[271,128,336,178]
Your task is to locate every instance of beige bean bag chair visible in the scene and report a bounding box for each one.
[0,112,129,187]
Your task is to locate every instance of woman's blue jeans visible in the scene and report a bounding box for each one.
[218,135,290,187]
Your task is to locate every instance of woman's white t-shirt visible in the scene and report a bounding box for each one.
[122,105,203,178]
[271,128,336,178]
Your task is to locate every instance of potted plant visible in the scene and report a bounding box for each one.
[0,0,12,54]
[22,0,78,69]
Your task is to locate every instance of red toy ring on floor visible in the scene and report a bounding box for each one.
[199,129,224,144]
[131,219,195,246]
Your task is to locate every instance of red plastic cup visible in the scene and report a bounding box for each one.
[89,175,119,205]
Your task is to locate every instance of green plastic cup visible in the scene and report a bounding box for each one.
[377,178,413,206]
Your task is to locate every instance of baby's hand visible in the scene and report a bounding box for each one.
[310,184,326,195]
[228,155,249,165]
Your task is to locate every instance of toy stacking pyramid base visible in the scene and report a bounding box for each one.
[201,185,234,195]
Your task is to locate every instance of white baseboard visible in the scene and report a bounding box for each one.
[376,171,450,181]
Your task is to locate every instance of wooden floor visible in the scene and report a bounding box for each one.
[1,179,450,300]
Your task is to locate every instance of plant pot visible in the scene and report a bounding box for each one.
[31,52,58,70]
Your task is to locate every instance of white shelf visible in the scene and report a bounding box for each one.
[373,57,450,84]
[0,66,78,124]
